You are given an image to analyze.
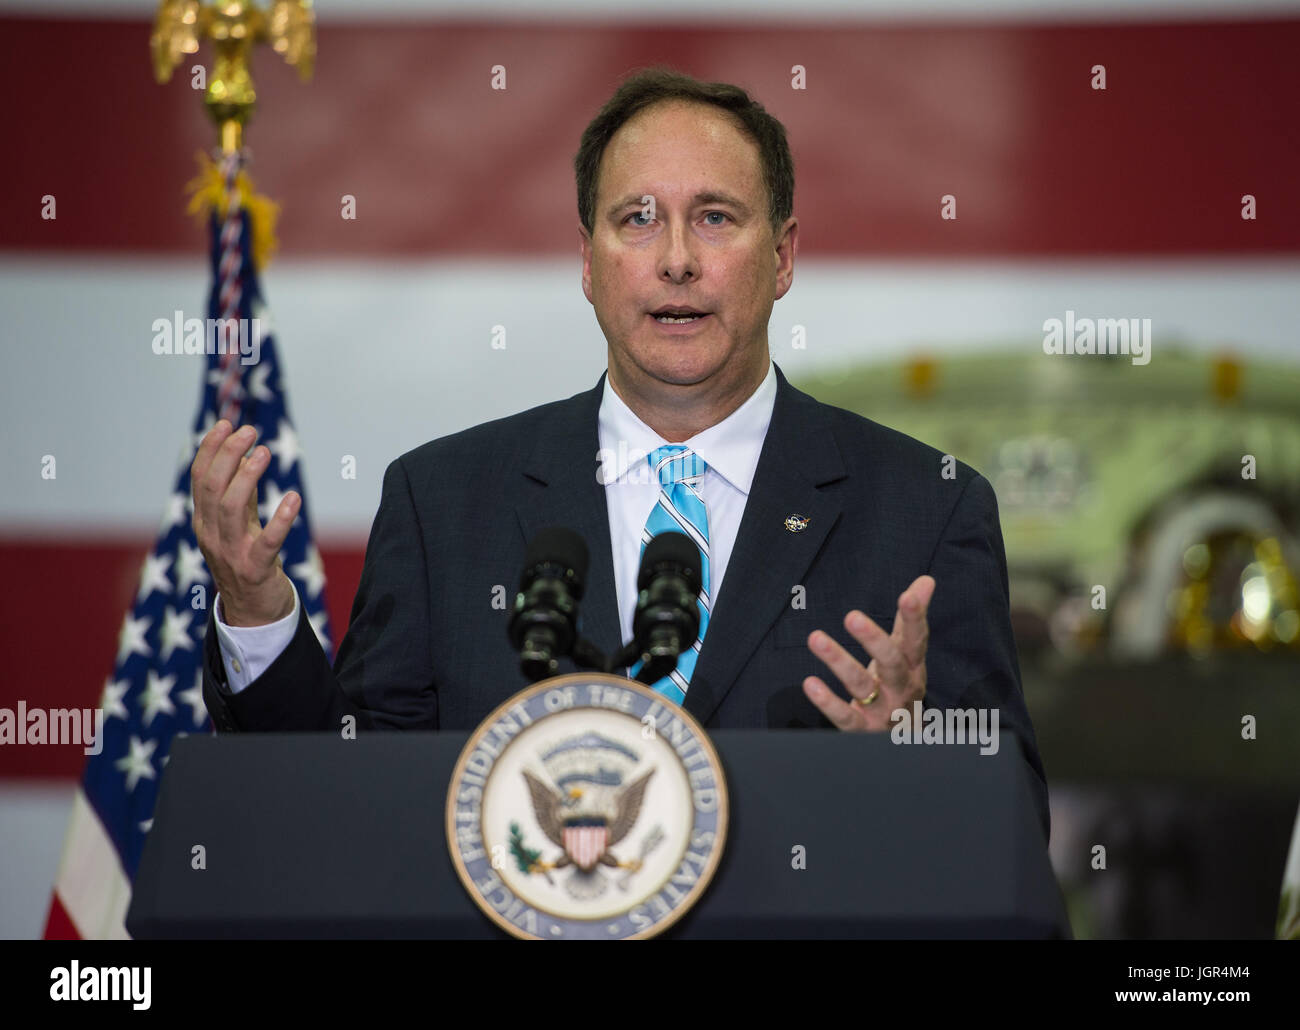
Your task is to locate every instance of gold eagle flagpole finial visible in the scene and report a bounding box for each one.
[150,0,315,154]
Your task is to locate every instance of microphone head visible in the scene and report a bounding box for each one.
[521,526,590,596]
[638,531,702,592]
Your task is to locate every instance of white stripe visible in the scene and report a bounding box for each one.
[655,452,703,486]
[5,255,1298,536]
[683,482,714,563]
[50,788,132,940]
[657,490,710,554]
[655,450,687,475]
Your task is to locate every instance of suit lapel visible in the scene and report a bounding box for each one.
[512,365,848,726]
[682,365,846,724]
[514,374,623,659]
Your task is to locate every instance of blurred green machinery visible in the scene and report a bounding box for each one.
[795,346,1300,666]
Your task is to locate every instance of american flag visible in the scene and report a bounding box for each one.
[42,162,333,939]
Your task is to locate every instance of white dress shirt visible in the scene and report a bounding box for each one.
[599,360,776,648]
[214,360,777,693]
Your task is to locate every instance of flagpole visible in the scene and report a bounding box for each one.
[221,121,242,157]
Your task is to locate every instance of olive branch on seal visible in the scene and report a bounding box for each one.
[509,821,554,884]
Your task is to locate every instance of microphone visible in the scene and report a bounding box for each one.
[508,527,590,682]
[623,531,703,685]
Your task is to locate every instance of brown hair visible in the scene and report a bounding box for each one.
[574,67,795,238]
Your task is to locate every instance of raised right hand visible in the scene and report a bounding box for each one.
[191,419,299,627]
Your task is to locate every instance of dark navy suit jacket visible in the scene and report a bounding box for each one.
[202,363,1050,838]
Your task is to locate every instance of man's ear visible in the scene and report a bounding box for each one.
[578,223,595,305]
[774,216,798,302]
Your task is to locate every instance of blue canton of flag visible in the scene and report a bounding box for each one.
[47,185,332,939]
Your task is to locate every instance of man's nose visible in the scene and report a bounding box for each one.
[658,222,699,283]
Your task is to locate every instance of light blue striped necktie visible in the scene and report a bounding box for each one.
[633,445,711,704]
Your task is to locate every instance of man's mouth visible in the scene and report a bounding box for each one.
[650,307,710,325]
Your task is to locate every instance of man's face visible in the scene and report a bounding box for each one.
[580,100,796,395]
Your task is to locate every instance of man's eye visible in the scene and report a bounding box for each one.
[622,211,731,227]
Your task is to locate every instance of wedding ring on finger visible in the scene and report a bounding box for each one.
[855,669,881,707]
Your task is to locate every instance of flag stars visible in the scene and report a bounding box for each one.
[159,493,188,533]
[158,606,196,663]
[266,419,300,472]
[259,481,291,524]
[139,670,177,727]
[116,613,152,666]
[136,552,173,601]
[115,736,158,792]
[291,544,326,600]
[101,678,130,722]
[247,362,274,404]
[175,539,209,595]
[309,609,332,654]
[178,670,208,728]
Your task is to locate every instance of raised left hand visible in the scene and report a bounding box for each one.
[801,574,935,731]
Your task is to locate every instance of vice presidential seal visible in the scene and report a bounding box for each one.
[446,673,728,939]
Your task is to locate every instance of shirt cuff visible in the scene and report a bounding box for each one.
[213,588,301,694]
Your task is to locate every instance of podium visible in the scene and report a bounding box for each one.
[126,730,1069,938]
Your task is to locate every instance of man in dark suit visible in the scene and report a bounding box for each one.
[193,68,1049,839]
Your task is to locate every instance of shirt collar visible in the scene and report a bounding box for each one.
[597,360,777,494]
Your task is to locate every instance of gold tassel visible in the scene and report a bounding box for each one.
[184,151,280,273]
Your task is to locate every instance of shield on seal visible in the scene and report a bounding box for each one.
[563,821,609,872]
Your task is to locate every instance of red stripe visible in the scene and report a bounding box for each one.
[1,15,1297,257]
[43,892,82,941]
[0,538,365,779]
